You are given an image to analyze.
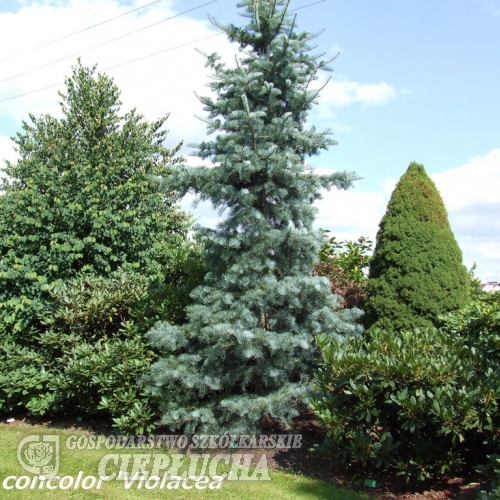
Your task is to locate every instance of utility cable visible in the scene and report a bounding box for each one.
[0,33,223,104]
[290,0,326,12]
[0,0,168,64]
[0,0,217,85]
[0,0,328,104]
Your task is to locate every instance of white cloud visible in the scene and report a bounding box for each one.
[319,80,406,108]
[311,79,410,126]
[0,0,240,153]
[431,149,500,282]
[431,148,500,211]
[0,0,406,153]
[313,150,500,283]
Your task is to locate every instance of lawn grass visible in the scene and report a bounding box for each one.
[0,423,368,499]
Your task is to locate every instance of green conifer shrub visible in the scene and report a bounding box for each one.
[363,162,469,331]
[143,0,362,434]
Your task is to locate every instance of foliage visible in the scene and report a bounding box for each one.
[314,232,372,309]
[54,327,159,436]
[0,60,193,341]
[318,231,372,281]
[364,162,469,331]
[438,291,500,364]
[0,61,205,431]
[0,269,173,433]
[311,327,500,482]
[143,0,363,435]
[468,262,483,295]
[8,255,204,432]
[476,455,500,500]
[0,342,55,415]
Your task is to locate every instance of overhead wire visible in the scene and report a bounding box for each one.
[289,0,326,12]
[0,0,168,64]
[0,0,217,84]
[0,32,223,104]
[0,0,329,104]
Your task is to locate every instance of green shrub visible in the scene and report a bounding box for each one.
[438,291,500,363]
[0,261,205,433]
[0,61,193,342]
[0,342,55,415]
[314,233,372,309]
[476,454,500,500]
[53,327,159,435]
[311,327,500,482]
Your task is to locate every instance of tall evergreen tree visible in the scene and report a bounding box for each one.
[364,162,469,331]
[143,0,362,434]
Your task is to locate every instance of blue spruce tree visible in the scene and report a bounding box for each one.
[143,0,362,433]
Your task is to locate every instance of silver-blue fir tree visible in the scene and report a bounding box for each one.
[143,0,363,434]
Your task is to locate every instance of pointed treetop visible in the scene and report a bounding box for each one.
[386,161,450,230]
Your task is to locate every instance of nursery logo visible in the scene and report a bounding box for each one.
[4,434,273,491]
[17,435,60,476]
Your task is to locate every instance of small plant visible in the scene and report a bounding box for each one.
[438,291,500,363]
[318,231,373,281]
[314,232,372,309]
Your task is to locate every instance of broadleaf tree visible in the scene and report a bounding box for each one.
[0,61,194,340]
[363,162,469,331]
[143,0,363,434]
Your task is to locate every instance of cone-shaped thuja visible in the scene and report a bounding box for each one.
[364,162,469,331]
[142,0,362,434]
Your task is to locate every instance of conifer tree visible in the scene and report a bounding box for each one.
[143,0,362,434]
[364,162,469,331]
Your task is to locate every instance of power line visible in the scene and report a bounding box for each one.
[290,0,326,12]
[0,82,64,104]
[103,33,223,72]
[0,0,329,104]
[0,0,217,85]
[0,33,223,104]
[0,0,168,64]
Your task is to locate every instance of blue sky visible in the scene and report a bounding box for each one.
[0,0,499,281]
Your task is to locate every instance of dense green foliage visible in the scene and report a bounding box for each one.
[143,0,362,434]
[0,61,193,340]
[363,162,469,331]
[311,327,500,482]
[476,454,500,500]
[0,263,203,434]
[314,233,372,309]
[0,63,205,430]
[438,290,500,362]
[312,291,500,483]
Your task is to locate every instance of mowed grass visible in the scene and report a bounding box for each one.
[0,423,368,499]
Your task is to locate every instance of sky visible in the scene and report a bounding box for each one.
[0,0,499,282]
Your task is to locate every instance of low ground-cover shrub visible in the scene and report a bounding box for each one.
[311,327,500,482]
